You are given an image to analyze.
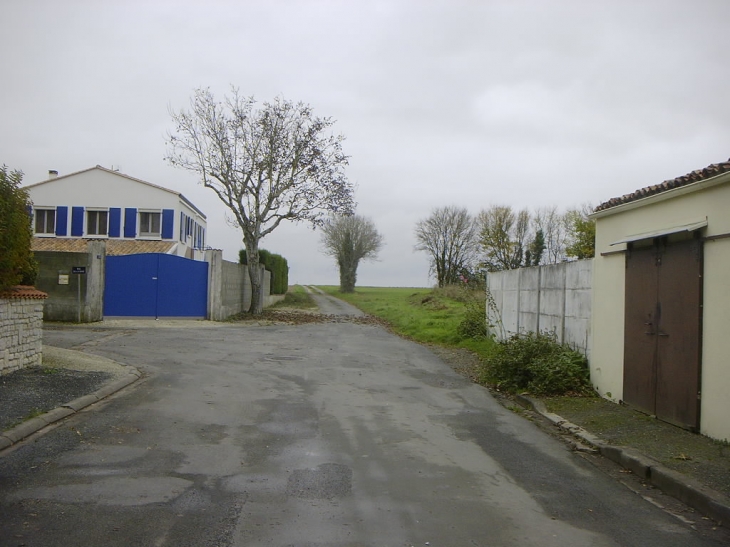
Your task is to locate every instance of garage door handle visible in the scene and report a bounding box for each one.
[658,332,669,337]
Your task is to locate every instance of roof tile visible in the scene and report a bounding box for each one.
[595,158,730,212]
[31,238,177,255]
[0,285,48,299]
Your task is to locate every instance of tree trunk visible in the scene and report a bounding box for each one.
[338,258,358,293]
[248,262,263,314]
[245,241,263,314]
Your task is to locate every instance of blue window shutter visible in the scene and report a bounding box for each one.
[180,212,185,241]
[162,209,174,239]
[71,206,84,236]
[109,208,121,237]
[124,208,137,238]
[56,206,68,236]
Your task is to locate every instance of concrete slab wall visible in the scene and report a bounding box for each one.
[518,267,540,334]
[487,259,593,356]
[206,250,272,320]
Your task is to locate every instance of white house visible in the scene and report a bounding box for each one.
[25,166,208,259]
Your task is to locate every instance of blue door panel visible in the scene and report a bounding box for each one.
[104,253,207,317]
[156,254,208,316]
[104,254,159,316]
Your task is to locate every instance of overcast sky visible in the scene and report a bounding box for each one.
[3,1,729,287]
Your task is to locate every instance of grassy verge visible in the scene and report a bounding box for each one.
[270,285,318,310]
[317,285,498,359]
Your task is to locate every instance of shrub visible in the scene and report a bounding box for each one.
[239,248,289,294]
[0,165,37,291]
[483,331,593,396]
[457,294,488,339]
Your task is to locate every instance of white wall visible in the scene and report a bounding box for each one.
[26,167,208,258]
[487,260,593,356]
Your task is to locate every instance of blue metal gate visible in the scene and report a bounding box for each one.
[104,254,208,317]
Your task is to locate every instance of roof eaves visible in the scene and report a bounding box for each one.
[594,158,730,214]
[591,167,730,219]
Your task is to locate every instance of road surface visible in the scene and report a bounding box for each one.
[1,318,727,546]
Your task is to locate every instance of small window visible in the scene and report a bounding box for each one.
[139,211,161,237]
[35,209,56,234]
[87,210,108,236]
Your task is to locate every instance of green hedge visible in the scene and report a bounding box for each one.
[239,249,289,295]
[0,166,37,291]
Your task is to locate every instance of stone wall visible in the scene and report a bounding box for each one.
[0,287,48,375]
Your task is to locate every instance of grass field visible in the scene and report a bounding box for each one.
[317,285,497,360]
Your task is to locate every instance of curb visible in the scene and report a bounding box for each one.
[0,370,141,451]
[515,394,730,527]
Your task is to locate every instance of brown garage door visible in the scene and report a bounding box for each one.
[623,238,702,430]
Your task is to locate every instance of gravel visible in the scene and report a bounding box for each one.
[0,366,112,431]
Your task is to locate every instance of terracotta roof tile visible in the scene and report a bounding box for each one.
[0,285,48,299]
[595,158,730,212]
[31,238,177,255]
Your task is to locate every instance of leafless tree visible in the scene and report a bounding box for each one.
[477,205,531,271]
[166,87,354,313]
[414,206,479,287]
[533,205,568,264]
[320,215,384,293]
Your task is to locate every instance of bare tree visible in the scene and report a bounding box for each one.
[533,205,568,264]
[166,87,354,313]
[477,205,531,271]
[320,215,384,293]
[414,206,479,287]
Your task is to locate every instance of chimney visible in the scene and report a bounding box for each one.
[48,170,58,179]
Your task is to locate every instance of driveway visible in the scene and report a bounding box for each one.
[1,319,727,546]
[303,286,365,316]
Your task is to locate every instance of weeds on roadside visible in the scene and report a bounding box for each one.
[482,331,594,396]
[270,285,317,309]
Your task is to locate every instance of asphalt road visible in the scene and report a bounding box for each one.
[1,320,728,546]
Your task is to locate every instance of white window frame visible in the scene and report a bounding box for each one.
[34,207,56,236]
[139,209,162,239]
[86,208,109,237]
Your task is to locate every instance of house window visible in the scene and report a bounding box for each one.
[35,209,56,234]
[139,211,161,237]
[87,210,108,236]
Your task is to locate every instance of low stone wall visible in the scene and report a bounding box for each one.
[0,287,48,375]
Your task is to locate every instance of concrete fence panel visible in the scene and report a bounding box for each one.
[487,259,593,355]
[539,262,567,339]
[206,250,273,320]
[518,267,540,334]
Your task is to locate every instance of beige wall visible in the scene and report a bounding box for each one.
[591,173,730,440]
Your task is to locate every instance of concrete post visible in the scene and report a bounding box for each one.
[85,240,106,322]
[205,249,223,321]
